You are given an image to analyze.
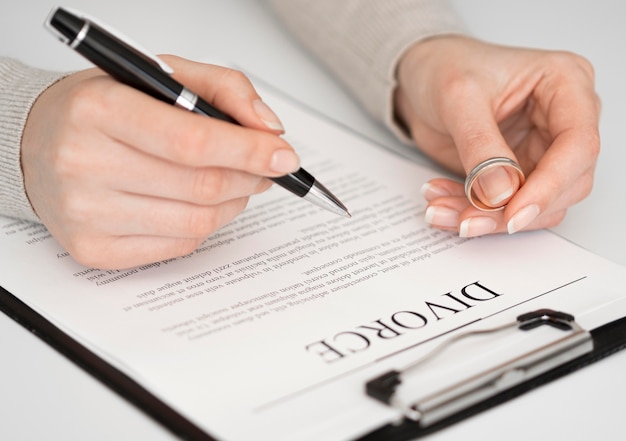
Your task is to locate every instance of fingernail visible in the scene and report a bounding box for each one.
[421,182,451,201]
[253,99,284,132]
[425,206,459,228]
[271,149,300,174]
[459,217,497,238]
[507,204,540,234]
[477,166,516,206]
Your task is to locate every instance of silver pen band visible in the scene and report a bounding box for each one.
[70,21,90,49]
[175,87,198,111]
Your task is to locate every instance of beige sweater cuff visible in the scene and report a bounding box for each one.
[0,57,66,222]
[268,0,466,142]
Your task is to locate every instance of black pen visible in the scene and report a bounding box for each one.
[45,7,350,218]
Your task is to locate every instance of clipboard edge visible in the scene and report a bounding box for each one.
[2,283,625,441]
[0,286,216,441]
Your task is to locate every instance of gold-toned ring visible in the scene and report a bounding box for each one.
[464,157,525,211]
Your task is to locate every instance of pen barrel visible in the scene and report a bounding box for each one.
[272,170,314,197]
[53,15,183,104]
[192,97,238,123]
[89,32,181,103]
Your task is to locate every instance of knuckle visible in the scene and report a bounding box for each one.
[254,177,273,194]
[48,81,120,177]
[65,235,104,268]
[244,135,293,173]
[579,172,595,200]
[167,126,207,164]
[239,136,268,170]
[173,238,205,259]
[57,192,90,225]
[184,208,220,237]
[588,131,601,159]
[569,53,595,79]
[441,72,479,102]
[545,209,568,229]
[65,78,109,121]
[64,80,95,112]
[573,127,601,164]
[220,68,252,89]
[460,130,500,154]
[48,137,94,181]
[594,94,602,114]
[191,169,227,203]
[544,51,595,81]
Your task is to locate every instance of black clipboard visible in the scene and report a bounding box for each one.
[2,284,625,441]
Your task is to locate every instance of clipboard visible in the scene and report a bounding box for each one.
[2,284,625,441]
[2,57,626,440]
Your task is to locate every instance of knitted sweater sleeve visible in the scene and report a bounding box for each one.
[267,0,466,141]
[0,57,66,221]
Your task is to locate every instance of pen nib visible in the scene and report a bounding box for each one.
[304,180,351,218]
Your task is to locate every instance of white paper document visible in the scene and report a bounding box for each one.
[1,87,625,441]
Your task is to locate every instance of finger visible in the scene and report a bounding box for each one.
[123,165,272,207]
[163,56,285,133]
[461,205,567,237]
[504,57,600,231]
[423,176,576,237]
[60,195,248,269]
[442,83,522,209]
[421,178,465,202]
[90,75,300,176]
[72,235,206,270]
[507,162,595,234]
[70,191,249,239]
[84,137,273,205]
[423,194,569,238]
[424,195,502,234]
[423,179,510,236]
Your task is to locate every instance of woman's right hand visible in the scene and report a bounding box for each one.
[21,55,300,269]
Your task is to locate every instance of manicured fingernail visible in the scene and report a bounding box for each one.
[253,99,284,132]
[459,217,497,238]
[477,166,516,206]
[507,204,540,234]
[421,182,451,201]
[425,206,459,228]
[270,149,300,173]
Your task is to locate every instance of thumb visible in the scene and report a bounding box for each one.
[447,97,522,209]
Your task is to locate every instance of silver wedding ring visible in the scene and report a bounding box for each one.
[464,157,525,211]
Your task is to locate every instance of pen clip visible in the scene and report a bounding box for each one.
[45,6,174,75]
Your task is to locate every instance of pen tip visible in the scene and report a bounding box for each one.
[303,179,351,218]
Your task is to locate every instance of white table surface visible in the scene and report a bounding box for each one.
[1,1,624,440]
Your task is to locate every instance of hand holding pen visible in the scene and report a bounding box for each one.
[20,7,348,269]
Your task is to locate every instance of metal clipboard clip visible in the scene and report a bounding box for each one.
[365,309,593,427]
